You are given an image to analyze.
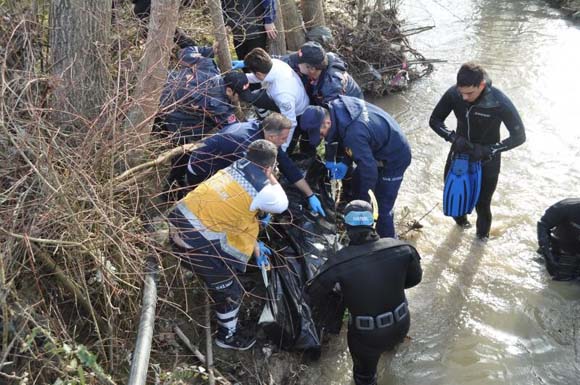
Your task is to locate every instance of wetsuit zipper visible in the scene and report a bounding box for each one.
[466,105,473,142]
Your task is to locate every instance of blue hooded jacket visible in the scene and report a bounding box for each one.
[159,46,236,135]
[279,52,363,105]
[310,53,363,105]
[326,96,411,199]
[188,120,303,184]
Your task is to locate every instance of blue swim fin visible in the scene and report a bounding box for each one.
[443,154,471,217]
[467,161,482,213]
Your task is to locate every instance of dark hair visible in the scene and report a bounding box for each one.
[223,71,248,94]
[456,62,486,87]
[246,139,278,168]
[262,113,292,136]
[244,48,273,75]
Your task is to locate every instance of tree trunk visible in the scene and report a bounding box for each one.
[357,0,367,25]
[301,0,325,30]
[125,0,180,137]
[280,0,305,51]
[206,0,232,72]
[269,0,287,55]
[49,0,112,126]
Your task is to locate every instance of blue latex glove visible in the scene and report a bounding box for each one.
[256,241,271,269]
[308,194,326,217]
[259,213,272,227]
[231,60,245,70]
[325,161,348,180]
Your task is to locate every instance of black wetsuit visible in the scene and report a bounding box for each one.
[306,231,422,385]
[538,198,580,279]
[430,80,526,238]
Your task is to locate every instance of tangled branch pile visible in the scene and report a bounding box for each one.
[326,0,436,95]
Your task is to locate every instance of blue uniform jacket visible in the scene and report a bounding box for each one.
[279,53,363,105]
[310,53,363,105]
[188,120,303,184]
[326,96,411,199]
[159,46,235,131]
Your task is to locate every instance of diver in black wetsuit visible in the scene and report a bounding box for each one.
[538,198,580,280]
[306,200,423,385]
[429,62,526,239]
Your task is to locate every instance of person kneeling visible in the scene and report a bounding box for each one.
[168,140,288,350]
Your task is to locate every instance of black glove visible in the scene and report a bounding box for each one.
[470,144,493,161]
[223,71,249,94]
[451,134,473,153]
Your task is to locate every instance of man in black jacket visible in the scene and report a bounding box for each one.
[429,62,526,239]
[306,200,422,385]
[537,198,580,280]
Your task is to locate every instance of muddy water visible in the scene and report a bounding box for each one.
[312,1,580,384]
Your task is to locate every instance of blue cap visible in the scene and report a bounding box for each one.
[297,41,327,69]
[299,105,326,146]
[344,200,374,227]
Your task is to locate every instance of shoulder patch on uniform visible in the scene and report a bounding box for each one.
[279,101,293,112]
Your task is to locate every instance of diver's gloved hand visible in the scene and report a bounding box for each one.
[325,161,348,180]
[470,144,493,161]
[259,213,272,227]
[307,194,326,217]
[256,241,271,269]
[231,60,245,70]
[451,134,473,153]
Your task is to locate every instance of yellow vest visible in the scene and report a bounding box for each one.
[178,165,261,262]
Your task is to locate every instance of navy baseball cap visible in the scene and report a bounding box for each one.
[299,106,326,146]
[297,41,327,69]
[223,71,249,93]
[178,46,201,66]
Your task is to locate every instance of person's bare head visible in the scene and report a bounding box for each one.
[262,113,292,148]
[456,62,487,103]
[246,139,278,173]
[244,48,273,81]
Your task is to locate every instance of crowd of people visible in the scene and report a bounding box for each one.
[134,3,580,385]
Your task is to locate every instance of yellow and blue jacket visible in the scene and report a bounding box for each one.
[169,159,269,264]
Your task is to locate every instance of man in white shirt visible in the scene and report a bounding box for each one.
[243,48,310,151]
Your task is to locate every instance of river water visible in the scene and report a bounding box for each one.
[313,0,580,384]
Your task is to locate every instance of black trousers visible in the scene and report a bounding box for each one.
[445,153,501,238]
[171,234,245,337]
[234,34,267,60]
[347,318,409,385]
